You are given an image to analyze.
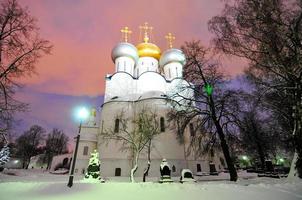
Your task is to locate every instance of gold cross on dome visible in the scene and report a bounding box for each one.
[139,22,153,43]
[121,26,132,42]
[165,33,175,48]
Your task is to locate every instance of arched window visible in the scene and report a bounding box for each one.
[114,119,119,133]
[210,149,214,157]
[160,117,165,132]
[172,165,176,172]
[220,157,225,167]
[197,164,201,172]
[168,68,171,79]
[189,123,194,137]
[83,146,88,156]
[209,163,217,174]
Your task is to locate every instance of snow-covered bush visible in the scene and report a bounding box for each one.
[0,145,10,166]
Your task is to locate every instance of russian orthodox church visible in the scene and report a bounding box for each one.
[73,23,225,177]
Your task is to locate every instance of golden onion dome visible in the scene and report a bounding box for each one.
[136,42,161,60]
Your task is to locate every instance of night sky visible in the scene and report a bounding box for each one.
[14,0,247,145]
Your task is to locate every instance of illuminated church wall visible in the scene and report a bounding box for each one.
[74,23,225,177]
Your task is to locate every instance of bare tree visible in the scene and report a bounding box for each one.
[44,128,69,169]
[239,111,271,169]
[0,0,52,145]
[139,109,160,182]
[236,90,292,170]
[101,108,160,183]
[168,111,222,165]
[208,0,302,178]
[16,125,45,168]
[168,41,239,181]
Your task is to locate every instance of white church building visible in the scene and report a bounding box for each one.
[73,23,225,178]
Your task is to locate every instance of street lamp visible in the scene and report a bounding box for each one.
[67,107,89,187]
[242,155,248,161]
[278,158,285,164]
[203,83,213,96]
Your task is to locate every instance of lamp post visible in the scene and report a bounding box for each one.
[67,107,89,187]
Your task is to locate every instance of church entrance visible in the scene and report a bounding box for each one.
[115,168,121,176]
[162,166,171,176]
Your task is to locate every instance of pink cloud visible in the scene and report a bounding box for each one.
[18,0,247,96]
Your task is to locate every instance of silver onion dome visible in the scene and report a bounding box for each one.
[111,42,139,63]
[159,48,186,67]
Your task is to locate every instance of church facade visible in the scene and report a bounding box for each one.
[74,23,225,178]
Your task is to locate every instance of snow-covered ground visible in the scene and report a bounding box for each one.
[0,169,302,200]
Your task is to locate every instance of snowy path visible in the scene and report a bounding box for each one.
[0,170,302,200]
[1,180,302,200]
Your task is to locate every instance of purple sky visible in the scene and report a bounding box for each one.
[13,0,248,146]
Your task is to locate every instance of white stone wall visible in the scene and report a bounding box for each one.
[74,125,98,174]
[137,72,166,95]
[96,97,223,177]
[101,158,192,178]
[104,72,136,102]
[104,71,194,103]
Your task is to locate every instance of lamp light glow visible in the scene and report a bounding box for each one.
[78,107,89,120]
[242,155,248,161]
[204,84,213,96]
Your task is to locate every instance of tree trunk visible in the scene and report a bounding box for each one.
[25,158,30,169]
[294,127,302,178]
[256,142,266,170]
[215,121,238,181]
[46,155,52,170]
[289,85,302,179]
[288,152,298,179]
[209,95,238,181]
[130,152,139,183]
[143,161,150,182]
[143,141,151,182]
[295,103,302,178]
[22,160,26,169]
[249,121,266,170]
